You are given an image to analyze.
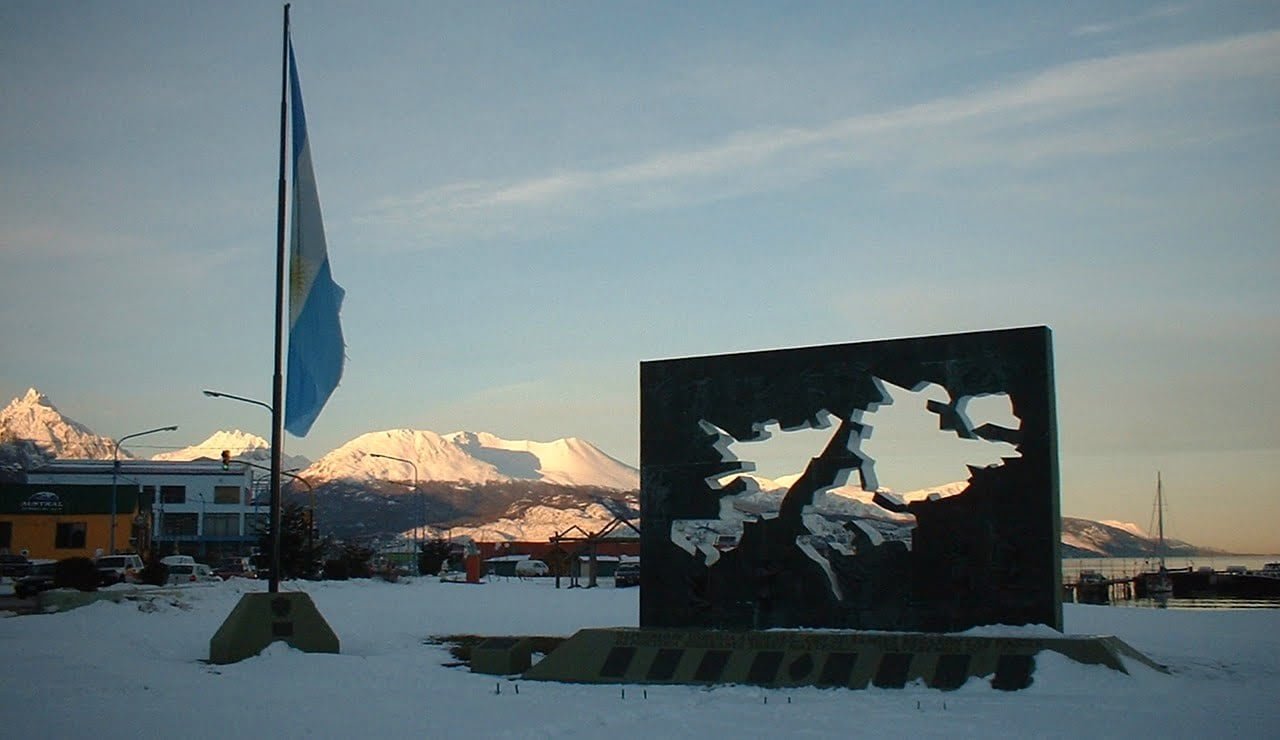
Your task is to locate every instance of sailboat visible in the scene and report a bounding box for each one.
[1144,472,1174,599]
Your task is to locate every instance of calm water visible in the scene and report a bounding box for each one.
[1063,555,1280,610]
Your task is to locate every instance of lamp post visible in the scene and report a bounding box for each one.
[233,459,315,574]
[202,389,273,414]
[201,389,282,567]
[112,425,178,554]
[285,467,317,568]
[195,492,207,557]
[369,453,420,572]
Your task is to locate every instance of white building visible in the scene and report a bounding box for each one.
[26,459,262,559]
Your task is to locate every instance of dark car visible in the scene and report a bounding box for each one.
[0,553,30,578]
[614,562,640,588]
[14,560,58,599]
[213,558,256,580]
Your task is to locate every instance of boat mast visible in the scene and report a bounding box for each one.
[1156,471,1165,570]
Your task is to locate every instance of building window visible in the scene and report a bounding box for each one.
[203,514,240,538]
[213,485,241,505]
[140,485,157,506]
[55,522,87,549]
[161,513,198,537]
[161,485,186,505]
[0,521,12,550]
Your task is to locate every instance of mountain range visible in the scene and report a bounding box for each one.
[0,387,637,490]
[0,388,1227,556]
[151,428,312,471]
[303,428,638,489]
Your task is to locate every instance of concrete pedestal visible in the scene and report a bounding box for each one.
[209,592,339,665]
[521,628,1163,691]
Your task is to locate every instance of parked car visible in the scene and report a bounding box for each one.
[213,558,256,580]
[160,555,196,567]
[514,559,549,577]
[614,562,640,587]
[14,560,58,598]
[166,563,222,585]
[0,553,31,578]
[96,554,144,585]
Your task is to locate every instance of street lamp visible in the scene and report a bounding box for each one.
[368,453,421,573]
[202,388,282,590]
[285,467,317,560]
[195,492,207,557]
[112,425,178,554]
[233,459,315,571]
[202,389,273,414]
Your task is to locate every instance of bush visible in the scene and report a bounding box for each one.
[54,557,99,592]
[323,559,349,580]
[419,538,452,576]
[340,542,374,579]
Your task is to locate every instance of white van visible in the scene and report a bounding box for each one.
[161,555,196,567]
[514,559,549,577]
[167,563,221,585]
[96,554,144,584]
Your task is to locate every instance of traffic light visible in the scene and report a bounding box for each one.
[221,450,231,470]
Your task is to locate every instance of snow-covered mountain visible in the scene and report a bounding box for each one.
[441,503,634,543]
[1060,517,1210,558]
[151,429,266,461]
[1099,520,1150,539]
[722,470,971,503]
[401,502,1215,559]
[444,431,638,489]
[0,390,635,490]
[0,388,120,460]
[302,428,639,490]
[150,429,312,470]
[0,388,1229,556]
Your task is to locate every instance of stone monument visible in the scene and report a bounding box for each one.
[639,326,1061,632]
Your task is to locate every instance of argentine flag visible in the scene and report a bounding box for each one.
[284,39,345,437]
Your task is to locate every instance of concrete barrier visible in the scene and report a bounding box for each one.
[471,637,535,675]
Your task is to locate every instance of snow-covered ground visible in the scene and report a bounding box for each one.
[1,578,1276,738]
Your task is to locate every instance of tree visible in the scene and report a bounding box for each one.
[418,538,452,576]
[339,541,374,578]
[256,502,325,580]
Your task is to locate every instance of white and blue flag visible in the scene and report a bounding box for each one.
[284,39,345,437]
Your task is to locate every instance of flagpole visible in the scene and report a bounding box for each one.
[268,3,291,594]
[209,2,340,665]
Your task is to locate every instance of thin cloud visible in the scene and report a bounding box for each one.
[363,29,1280,245]
[1072,2,1193,37]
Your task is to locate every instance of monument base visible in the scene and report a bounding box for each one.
[520,628,1163,690]
[209,592,340,665]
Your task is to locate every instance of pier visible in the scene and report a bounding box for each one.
[1063,572,1134,605]
[1064,560,1280,605]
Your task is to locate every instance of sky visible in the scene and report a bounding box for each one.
[1,1,1276,552]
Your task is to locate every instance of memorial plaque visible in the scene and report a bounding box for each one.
[640,326,1061,632]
